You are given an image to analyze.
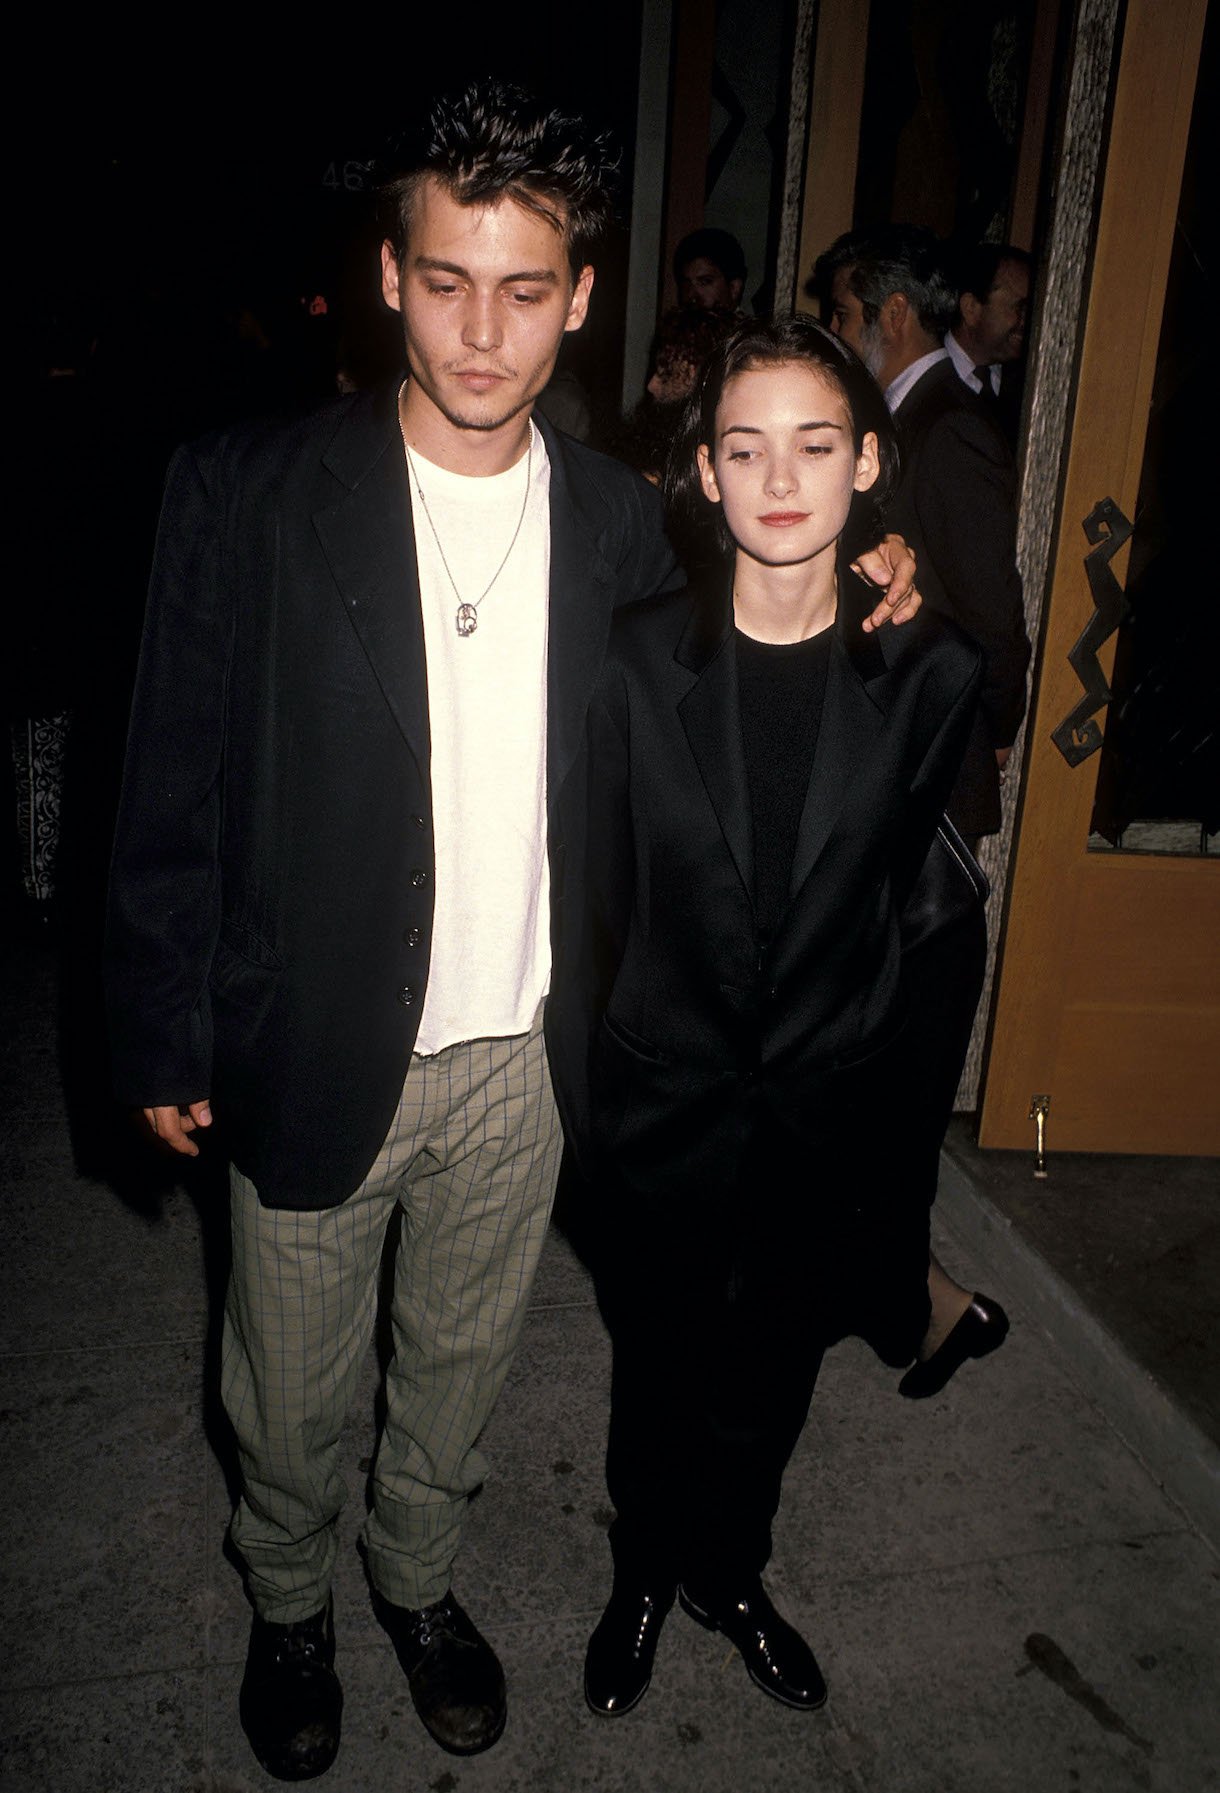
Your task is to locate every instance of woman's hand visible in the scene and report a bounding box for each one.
[852,534,922,631]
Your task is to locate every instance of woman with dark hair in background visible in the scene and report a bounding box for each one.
[605,302,741,484]
[565,317,986,1721]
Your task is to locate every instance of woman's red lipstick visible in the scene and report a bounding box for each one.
[759,511,809,525]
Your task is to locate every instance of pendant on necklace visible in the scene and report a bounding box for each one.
[456,603,479,637]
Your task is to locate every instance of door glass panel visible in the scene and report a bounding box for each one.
[1088,11,1216,857]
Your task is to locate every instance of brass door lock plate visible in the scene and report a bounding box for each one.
[1028,1095,1050,1179]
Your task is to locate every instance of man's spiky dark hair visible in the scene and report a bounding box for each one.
[378,81,619,278]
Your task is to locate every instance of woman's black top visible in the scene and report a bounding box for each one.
[735,625,834,941]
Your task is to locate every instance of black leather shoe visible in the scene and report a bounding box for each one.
[584,1581,676,1715]
[376,1590,506,1755]
[898,1292,1010,1399]
[239,1601,342,1781]
[678,1580,827,1710]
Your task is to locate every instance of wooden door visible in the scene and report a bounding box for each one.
[979,0,1217,1154]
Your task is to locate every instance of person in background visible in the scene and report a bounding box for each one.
[673,227,748,314]
[945,242,1032,448]
[607,303,740,485]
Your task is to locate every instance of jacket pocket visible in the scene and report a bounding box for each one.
[210,925,283,1053]
[217,917,284,970]
[601,1011,666,1063]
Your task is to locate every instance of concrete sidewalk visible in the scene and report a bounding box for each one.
[2,945,1217,1792]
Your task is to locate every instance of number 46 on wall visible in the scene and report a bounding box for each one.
[321,161,371,191]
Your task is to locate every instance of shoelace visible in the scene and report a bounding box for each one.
[414,1604,460,1649]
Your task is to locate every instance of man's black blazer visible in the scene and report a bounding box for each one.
[548,566,982,1206]
[884,357,1030,837]
[105,383,678,1209]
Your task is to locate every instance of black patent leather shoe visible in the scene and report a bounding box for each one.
[376,1590,506,1755]
[584,1581,676,1715]
[239,1600,342,1781]
[678,1580,827,1710]
[898,1292,1010,1399]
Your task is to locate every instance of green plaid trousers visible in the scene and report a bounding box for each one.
[221,1002,561,1619]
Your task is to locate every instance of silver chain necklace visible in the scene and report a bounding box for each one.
[406,435,533,638]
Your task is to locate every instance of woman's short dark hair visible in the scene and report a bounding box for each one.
[378,81,618,281]
[663,314,900,565]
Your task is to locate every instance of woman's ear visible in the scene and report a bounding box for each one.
[853,430,881,494]
[696,443,721,505]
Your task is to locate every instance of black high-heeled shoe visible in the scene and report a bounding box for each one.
[898,1293,1009,1399]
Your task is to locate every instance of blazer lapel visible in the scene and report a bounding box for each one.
[313,385,430,772]
[543,419,620,816]
[787,568,889,899]
[894,358,954,446]
[677,579,754,901]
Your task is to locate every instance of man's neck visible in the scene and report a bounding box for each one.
[880,326,941,390]
[884,343,949,414]
[399,383,535,477]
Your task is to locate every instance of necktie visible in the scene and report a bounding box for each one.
[973,365,1000,403]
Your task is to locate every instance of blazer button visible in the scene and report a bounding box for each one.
[412,813,427,829]
[397,985,416,1006]
[404,926,422,947]
[411,869,428,888]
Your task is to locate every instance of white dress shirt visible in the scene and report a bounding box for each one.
[884,347,950,415]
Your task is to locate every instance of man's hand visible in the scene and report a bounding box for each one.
[144,1100,213,1157]
[852,533,923,632]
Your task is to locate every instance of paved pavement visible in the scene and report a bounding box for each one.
[2,944,1217,1792]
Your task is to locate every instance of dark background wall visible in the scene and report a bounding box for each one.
[29,11,647,446]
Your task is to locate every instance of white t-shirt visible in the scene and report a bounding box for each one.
[404,423,552,1054]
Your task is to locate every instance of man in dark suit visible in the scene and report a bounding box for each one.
[816,225,1030,845]
[106,86,924,1781]
[946,242,1032,450]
